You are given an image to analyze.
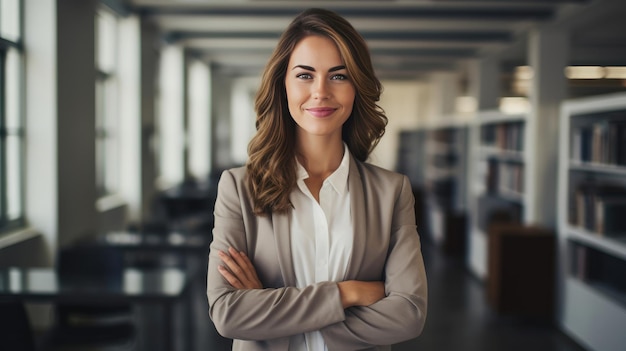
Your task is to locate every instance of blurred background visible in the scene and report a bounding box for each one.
[1,0,626,350]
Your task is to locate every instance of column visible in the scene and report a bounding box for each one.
[526,25,569,227]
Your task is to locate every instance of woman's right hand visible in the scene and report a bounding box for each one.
[337,281,385,308]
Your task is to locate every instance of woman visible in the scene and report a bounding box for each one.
[207,8,427,351]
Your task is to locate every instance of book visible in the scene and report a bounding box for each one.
[595,196,626,237]
[572,183,626,236]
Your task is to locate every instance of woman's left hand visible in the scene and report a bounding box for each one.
[217,247,263,289]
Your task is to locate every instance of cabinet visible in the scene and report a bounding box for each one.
[557,92,626,351]
[487,223,555,317]
[467,111,532,279]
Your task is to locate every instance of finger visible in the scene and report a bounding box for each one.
[218,265,243,289]
[239,251,261,281]
[226,249,263,289]
[228,248,257,283]
[218,250,246,278]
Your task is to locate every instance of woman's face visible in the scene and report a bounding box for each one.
[285,35,355,141]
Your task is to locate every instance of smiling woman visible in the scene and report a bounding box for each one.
[206,8,428,351]
[286,35,355,144]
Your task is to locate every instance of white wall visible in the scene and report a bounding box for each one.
[56,0,98,248]
[370,80,429,171]
[230,76,260,165]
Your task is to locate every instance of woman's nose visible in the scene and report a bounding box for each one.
[313,79,330,99]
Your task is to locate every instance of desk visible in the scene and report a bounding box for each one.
[93,231,210,254]
[0,267,188,350]
[159,183,216,230]
[78,231,210,279]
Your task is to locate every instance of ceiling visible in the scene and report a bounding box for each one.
[122,0,626,86]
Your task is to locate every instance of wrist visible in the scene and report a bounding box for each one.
[337,281,357,308]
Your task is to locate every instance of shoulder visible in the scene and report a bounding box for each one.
[216,166,250,199]
[354,159,407,187]
[214,166,255,219]
[217,166,247,186]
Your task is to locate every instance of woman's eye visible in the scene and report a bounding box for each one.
[296,73,312,79]
[331,74,348,81]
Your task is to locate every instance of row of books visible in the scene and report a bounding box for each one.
[486,159,524,195]
[571,119,626,166]
[569,242,626,296]
[430,128,460,144]
[571,183,626,237]
[481,122,524,152]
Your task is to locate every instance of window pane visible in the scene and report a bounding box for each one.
[0,0,21,42]
[6,135,21,220]
[95,79,106,194]
[5,47,20,129]
[103,77,118,194]
[96,9,116,72]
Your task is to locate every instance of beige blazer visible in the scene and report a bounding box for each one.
[207,155,428,351]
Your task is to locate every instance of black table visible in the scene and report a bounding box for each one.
[91,230,210,254]
[0,266,189,350]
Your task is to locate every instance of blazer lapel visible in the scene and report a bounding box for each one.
[272,211,297,286]
[345,156,367,279]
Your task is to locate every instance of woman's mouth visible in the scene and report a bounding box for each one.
[306,107,336,118]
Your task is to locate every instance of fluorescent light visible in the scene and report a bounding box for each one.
[499,97,529,115]
[515,66,533,80]
[604,67,626,79]
[564,66,604,79]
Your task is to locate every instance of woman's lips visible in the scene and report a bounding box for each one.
[306,107,336,118]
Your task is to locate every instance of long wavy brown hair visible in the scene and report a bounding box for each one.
[247,8,388,215]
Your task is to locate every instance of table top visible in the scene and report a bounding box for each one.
[0,267,188,304]
[79,231,211,253]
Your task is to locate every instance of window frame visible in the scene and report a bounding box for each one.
[0,0,25,233]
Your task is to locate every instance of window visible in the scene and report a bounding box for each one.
[0,0,24,231]
[95,7,119,196]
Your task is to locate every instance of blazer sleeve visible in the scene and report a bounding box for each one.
[206,170,347,341]
[320,175,428,350]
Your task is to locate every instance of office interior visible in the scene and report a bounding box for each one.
[1,0,626,350]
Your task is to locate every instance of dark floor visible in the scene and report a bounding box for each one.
[181,243,587,351]
[392,244,586,351]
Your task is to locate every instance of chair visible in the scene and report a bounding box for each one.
[43,246,136,350]
[0,298,36,351]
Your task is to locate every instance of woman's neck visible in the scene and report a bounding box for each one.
[295,134,344,179]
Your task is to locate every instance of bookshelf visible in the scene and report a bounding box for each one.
[396,129,430,241]
[467,111,531,279]
[422,121,468,247]
[398,119,469,250]
[557,92,626,351]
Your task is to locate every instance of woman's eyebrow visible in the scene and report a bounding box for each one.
[291,65,346,72]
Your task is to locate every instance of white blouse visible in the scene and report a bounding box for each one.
[288,144,353,351]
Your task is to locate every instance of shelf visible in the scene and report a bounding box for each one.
[425,172,456,182]
[476,110,526,125]
[561,277,626,351]
[426,140,457,154]
[589,281,626,308]
[479,146,525,162]
[558,92,626,351]
[496,188,524,203]
[566,225,626,261]
[569,161,626,176]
